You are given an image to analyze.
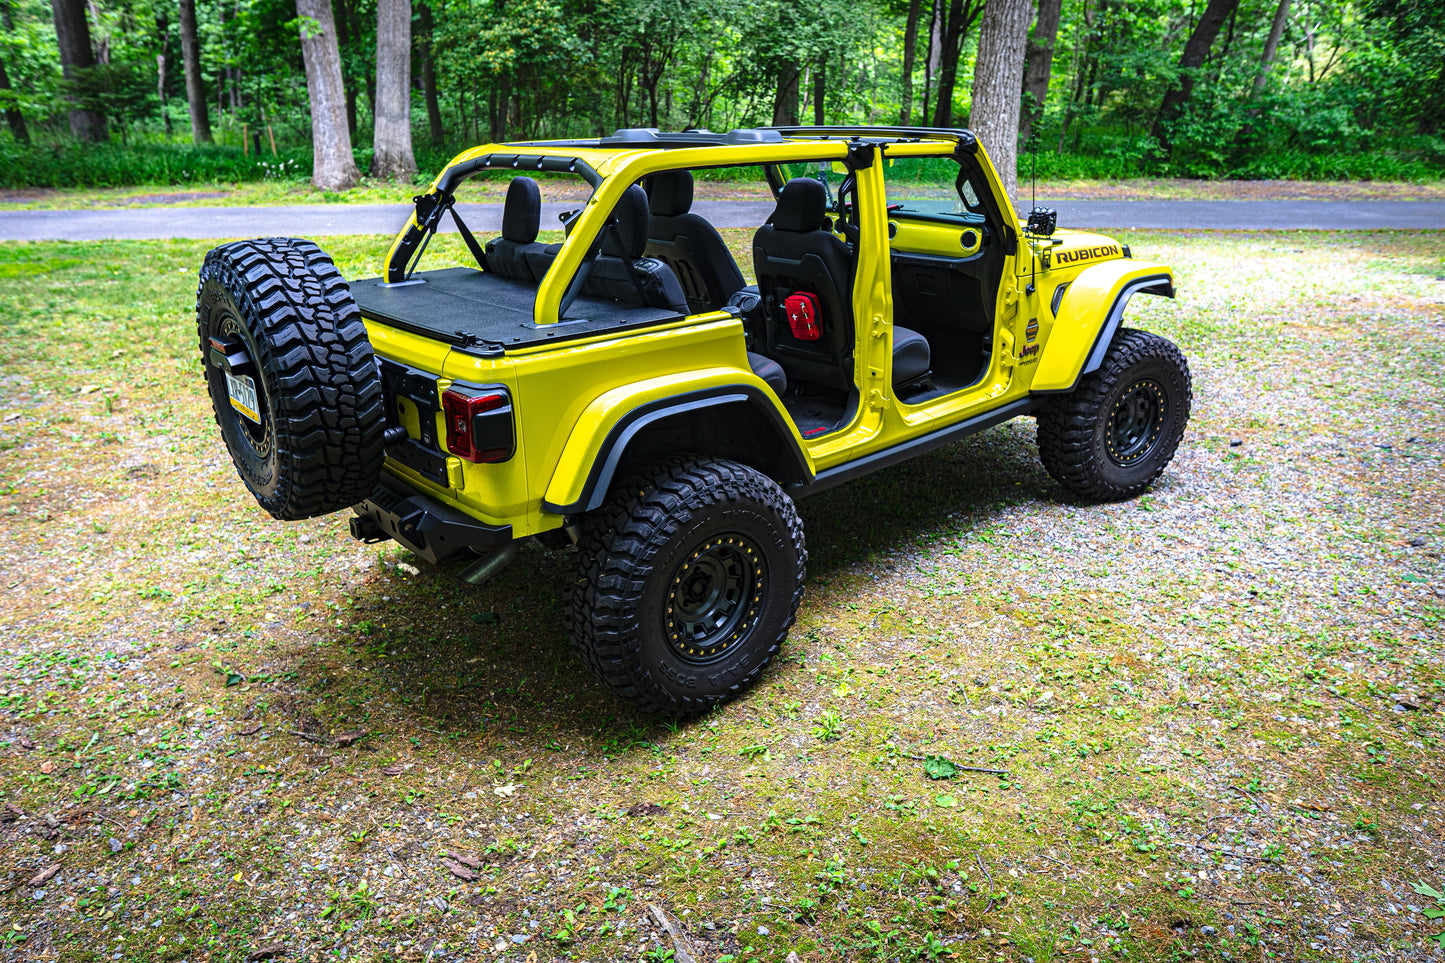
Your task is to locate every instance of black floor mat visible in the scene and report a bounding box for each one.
[784,396,846,438]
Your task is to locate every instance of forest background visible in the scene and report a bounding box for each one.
[0,0,1441,193]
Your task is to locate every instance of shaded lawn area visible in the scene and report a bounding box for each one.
[0,230,1442,962]
[1,177,1443,211]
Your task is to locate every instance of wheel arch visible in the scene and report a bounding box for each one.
[541,385,814,515]
[1031,263,1175,394]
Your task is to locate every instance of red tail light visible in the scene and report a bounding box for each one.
[441,386,514,463]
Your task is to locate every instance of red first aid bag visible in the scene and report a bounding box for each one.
[784,292,821,341]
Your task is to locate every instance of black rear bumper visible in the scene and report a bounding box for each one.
[349,473,513,565]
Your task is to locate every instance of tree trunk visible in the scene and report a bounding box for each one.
[932,0,982,128]
[296,0,360,190]
[899,0,921,125]
[416,0,443,146]
[372,0,416,179]
[930,0,962,126]
[154,10,172,135]
[968,0,1033,210]
[50,0,107,141]
[813,56,825,125]
[772,61,799,126]
[333,0,357,135]
[177,0,211,143]
[0,2,29,144]
[1020,0,1061,147]
[1253,0,1289,93]
[86,0,107,63]
[495,77,511,139]
[0,54,29,144]
[1152,0,1240,144]
[923,0,942,121]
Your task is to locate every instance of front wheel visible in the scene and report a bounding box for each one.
[571,458,807,716]
[1037,328,1192,502]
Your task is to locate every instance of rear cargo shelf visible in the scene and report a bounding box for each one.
[351,267,686,354]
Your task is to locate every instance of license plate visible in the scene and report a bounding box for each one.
[225,371,261,424]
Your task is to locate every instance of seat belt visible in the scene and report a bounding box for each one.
[608,216,652,306]
[446,198,491,273]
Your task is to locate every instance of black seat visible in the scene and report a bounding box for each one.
[578,184,689,315]
[753,177,930,391]
[748,351,786,397]
[484,177,551,282]
[644,171,746,314]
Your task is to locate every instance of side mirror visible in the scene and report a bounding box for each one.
[1026,207,1057,237]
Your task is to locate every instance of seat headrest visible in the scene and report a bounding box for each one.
[773,177,827,233]
[602,185,650,259]
[502,176,541,244]
[646,170,694,217]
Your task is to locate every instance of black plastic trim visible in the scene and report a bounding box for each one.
[541,385,812,515]
[790,398,1041,498]
[350,472,512,565]
[1081,274,1175,375]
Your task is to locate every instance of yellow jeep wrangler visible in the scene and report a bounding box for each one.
[197,125,1189,715]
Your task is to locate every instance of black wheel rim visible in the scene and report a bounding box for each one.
[664,533,767,663]
[212,307,272,459]
[1106,378,1166,467]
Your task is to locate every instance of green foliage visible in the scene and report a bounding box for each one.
[0,0,1438,183]
[1413,881,1445,947]
[0,142,311,188]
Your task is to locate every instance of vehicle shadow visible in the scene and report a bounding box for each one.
[319,422,1054,753]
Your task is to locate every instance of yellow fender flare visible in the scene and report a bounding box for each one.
[1031,261,1176,393]
[541,368,815,515]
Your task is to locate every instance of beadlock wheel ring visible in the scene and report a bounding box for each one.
[213,308,273,459]
[1106,377,1166,467]
[663,532,767,664]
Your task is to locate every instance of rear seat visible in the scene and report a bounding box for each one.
[484,177,550,282]
[584,186,688,314]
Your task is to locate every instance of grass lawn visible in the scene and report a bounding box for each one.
[0,230,1443,962]
[1,177,1443,210]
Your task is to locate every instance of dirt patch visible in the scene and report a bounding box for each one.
[112,191,232,206]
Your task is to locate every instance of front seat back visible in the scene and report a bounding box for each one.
[644,170,746,314]
[752,177,855,393]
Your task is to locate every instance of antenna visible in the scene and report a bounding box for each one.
[1031,141,1037,213]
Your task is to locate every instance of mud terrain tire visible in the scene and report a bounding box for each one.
[1037,328,1192,502]
[197,237,386,520]
[572,458,807,716]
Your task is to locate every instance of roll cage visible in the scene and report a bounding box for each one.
[382,126,1017,305]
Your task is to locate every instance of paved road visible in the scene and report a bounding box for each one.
[2,198,1442,241]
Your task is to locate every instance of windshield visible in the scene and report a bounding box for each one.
[883,156,985,221]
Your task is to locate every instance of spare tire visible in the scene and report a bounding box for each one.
[197,237,386,520]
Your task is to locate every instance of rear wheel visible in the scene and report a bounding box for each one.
[571,458,807,716]
[1037,328,1191,502]
[197,237,386,520]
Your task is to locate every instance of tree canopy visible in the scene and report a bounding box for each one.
[0,0,1439,184]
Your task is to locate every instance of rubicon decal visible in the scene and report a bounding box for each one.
[1054,244,1121,265]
